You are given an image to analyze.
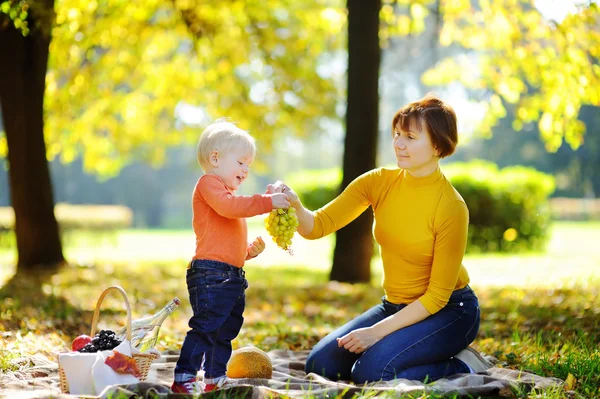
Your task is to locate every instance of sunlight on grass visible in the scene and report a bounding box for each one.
[466,222,600,288]
[2,221,599,278]
[0,216,335,276]
[1,221,599,298]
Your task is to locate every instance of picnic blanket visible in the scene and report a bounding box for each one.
[0,349,564,398]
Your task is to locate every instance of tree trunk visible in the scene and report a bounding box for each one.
[0,7,65,269]
[330,0,381,283]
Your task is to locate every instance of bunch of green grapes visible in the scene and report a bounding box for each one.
[264,207,299,254]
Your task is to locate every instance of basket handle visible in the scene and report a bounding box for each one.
[90,285,131,340]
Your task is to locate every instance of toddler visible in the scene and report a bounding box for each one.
[171,119,289,394]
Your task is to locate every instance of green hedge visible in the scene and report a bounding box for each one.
[0,204,133,248]
[443,160,555,252]
[286,160,556,253]
[286,168,342,212]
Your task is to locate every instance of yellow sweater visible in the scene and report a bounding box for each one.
[305,166,470,314]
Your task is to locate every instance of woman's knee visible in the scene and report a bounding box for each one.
[352,362,413,383]
[304,349,319,374]
[306,342,355,380]
[351,352,417,383]
[351,357,388,383]
[305,344,336,374]
[305,341,337,374]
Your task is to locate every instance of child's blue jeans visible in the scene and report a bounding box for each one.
[174,259,248,382]
[305,285,480,383]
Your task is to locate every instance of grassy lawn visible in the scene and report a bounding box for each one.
[2,220,599,283]
[0,220,599,398]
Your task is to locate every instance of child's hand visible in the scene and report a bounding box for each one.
[270,193,290,209]
[247,236,265,259]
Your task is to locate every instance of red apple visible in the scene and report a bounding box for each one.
[71,334,92,351]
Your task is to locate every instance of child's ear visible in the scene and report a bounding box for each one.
[209,150,219,167]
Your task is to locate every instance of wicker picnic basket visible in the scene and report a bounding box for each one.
[58,285,159,394]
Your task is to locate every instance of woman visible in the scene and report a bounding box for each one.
[268,94,492,383]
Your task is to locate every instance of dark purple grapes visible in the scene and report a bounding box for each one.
[77,329,122,352]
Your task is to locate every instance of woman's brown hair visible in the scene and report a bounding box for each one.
[392,93,458,158]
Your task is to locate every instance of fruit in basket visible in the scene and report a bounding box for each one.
[78,329,122,353]
[71,334,93,351]
[226,346,272,379]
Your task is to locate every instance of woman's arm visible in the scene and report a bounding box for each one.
[293,202,315,236]
[374,300,431,336]
[418,200,469,314]
[267,170,376,240]
[337,300,431,353]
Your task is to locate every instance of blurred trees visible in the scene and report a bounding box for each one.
[0,0,345,269]
[43,0,345,175]
[456,104,600,198]
[424,0,600,151]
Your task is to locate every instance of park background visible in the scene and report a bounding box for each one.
[1,0,599,398]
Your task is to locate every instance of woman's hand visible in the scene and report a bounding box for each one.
[247,236,266,259]
[267,181,301,208]
[337,327,381,354]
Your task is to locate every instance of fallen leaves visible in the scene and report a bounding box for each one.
[1,262,599,396]
[104,351,140,378]
[564,373,577,390]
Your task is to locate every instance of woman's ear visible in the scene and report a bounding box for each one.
[209,150,219,167]
[434,147,441,157]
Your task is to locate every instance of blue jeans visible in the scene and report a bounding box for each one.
[174,259,248,382]
[305,286,480,383]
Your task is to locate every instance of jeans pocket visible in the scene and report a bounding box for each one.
[464,305,481,346]
[445,296,466,310]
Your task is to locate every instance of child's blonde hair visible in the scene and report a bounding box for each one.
[197,119,256,171]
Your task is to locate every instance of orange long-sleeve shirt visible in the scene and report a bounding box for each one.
[192,174,273,267]
[305,167,470,314]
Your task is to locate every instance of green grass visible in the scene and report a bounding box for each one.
[0,216,335,270]
[1,220,599,398]
[0,349,19,372]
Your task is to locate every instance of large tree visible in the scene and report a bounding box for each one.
[329,0,381,283]
[0,0,65,270]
